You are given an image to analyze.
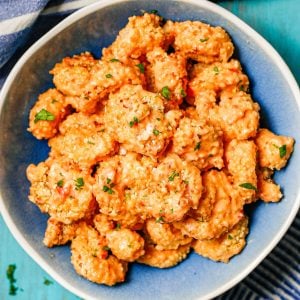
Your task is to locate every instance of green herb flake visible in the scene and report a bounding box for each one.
[153,129,160,136]
[239,85,245,91]
[183,180,189,185]
[34,109,55,123]
[87,140,95,145]
[169,171,180,182]
[115,223,121,230]
[75,177,84,190]
[155,216,164,223]
[105,73,113,78]
[239,182,257,191]
[213,66,219,75]
[51,99,58,104]
[150,9,158,14]
[129,116,139,127]
[103,185,114,194]
[110,58,119,62]
[136,63,145,74]
[56,179,64,188]
[106,178,112,184]
[228,234,233,240]
[43,278,53,286]
[279,145,287,158]
[180,88,187,97]
[102,246,111,251]
[194,142,201,151]
[161,86,171,100]
[6,264,18,295]
[200,38,209,42]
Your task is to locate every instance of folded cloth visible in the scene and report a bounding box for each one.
[0,1,299,299]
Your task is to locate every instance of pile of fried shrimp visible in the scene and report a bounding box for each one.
[26,13,294,286]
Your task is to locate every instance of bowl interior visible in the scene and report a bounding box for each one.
[0,1,299,299]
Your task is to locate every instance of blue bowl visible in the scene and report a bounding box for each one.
[0,1,299,299]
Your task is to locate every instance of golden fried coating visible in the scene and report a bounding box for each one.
[210,91,260,140]
[49,112,116,169]
[174,170,244,240]
[164,20,234,63]
[225,139,257,204]
[43,217,79,247]
[106,228,145,262]
[27,158,95,224]
[138,244,191,268]
[104,84,174,157]
[102,13,166,62]
[146,47,187,109]
[145,219,192,250]
[193,217,249,263]
[71,223,127,286]
[255,128,294,170]
[171,113,223,170]
[51,52,143,113]
[28,88,71,139]
[257,168,282,202]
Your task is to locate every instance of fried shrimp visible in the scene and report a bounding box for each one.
[26,12,294,286]
[71,223,127,286]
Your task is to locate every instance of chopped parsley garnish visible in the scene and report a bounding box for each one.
[105,73,113,78]
[56,179,64,188]
[6,264,18,295]
[110,58,119,62]
[153,129,160,136]
[75,177,84,190]
[34,109,55,123]
[103,185,114,194]
[213,66,219,75]
[228,234,233,240]
[102,246,111,251]
[106,178,112,184]
[129,116,139,127]
[239,85,245,91]
[150,9,158,14]
[115,223,121,230]
[155,216,164,223]
[51,99,58,104]
[183,180,189,185]
[239,182,257,191]
[161,86,171,100]
[169,171,180,181]
[136,63,145,73]
[194,142,201,151]
[43,278,53,286]
[200,38,209,42]
[87,140,95,145]
[279,145,287,158]
[180,88,187,97]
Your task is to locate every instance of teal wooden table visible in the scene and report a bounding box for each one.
[1,0,299,299]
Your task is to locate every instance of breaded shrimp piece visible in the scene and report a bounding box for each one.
[49,112,116,169]
[51,53,143,113]
[225,139,257,204]
[26,157,95,224]
[193,89,217,120]
[43,217,79,247]
[146,47,187,109]
[163,20,234,63]
[104,84,174,157]
[145,219,192,250]
[210,91,260,140]
[255,128,294,170]
[102,13,166,62]
[257,168,282,202]
[188,59,249,102]
[174,170,244,240]
[132,154,202,223]
[138,244,190,268]
[71,223,127,286]
[28,88,71,139]
[171,114,224,170]
[106,228,145,262]
[193,217,249,263]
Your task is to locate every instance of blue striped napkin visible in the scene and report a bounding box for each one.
[0,1,299,299]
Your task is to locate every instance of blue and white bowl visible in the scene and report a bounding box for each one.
[0,1,299,299]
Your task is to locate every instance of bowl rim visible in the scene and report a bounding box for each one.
[0,0,299,299]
